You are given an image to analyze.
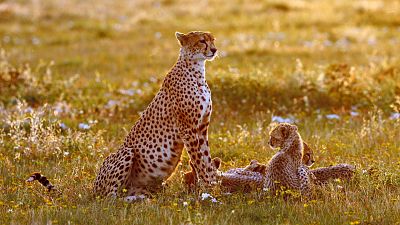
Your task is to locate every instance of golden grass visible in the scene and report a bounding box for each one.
[0,0,399,224]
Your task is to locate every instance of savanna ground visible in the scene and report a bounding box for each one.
[1,0,400,224]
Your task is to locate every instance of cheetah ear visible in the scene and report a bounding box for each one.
[250,160,258,165]
[175,32,186,46]
[259,165,267,175]
[280,126,289,138]
[212,157,221,169]
[303,141,310,151]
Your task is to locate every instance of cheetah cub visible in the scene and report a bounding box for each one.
[264,123,306,197]
[183,158,265,192]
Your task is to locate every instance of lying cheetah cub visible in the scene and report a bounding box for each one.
[310,163,355,185]
[183,158,265,192]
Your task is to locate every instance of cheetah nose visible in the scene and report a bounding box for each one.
[211,48,217,54]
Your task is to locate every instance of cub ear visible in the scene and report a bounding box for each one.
[249,160,258,165]
[280,125,289,138]
[258,165,267,175]
[212,157,221,169]
[303,141,310,151]
[175,32,186,46]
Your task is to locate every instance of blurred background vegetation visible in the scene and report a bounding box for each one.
[0,0,399,224]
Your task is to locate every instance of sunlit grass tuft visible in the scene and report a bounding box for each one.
[0,0,400,224]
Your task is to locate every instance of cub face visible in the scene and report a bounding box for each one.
[176,31,217,61]
[268,123,298,149]
[244,160,267,175]
[302,142,315,167]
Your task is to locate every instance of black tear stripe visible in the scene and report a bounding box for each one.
[204,41,208,51]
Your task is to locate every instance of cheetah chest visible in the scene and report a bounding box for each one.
[198,84,211,122]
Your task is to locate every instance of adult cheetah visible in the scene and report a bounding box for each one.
[93,31,219,198]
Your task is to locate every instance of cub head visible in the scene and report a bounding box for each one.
[302,142,315,167]
[244,160,267,175]
[183,157,221,187]
[268,123,298,149]
[176,31,217,61]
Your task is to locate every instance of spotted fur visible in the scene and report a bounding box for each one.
[184,141,354,196]
[310,163,355,185]
[184,141,314,192]
[93,31,219,198]
[264,123,305,196]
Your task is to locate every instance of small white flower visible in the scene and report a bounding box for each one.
[119,89,135,96]
[390,113,400,120]
[78,123,90,130]
[200,193,219,203]
[59,123,68,130]
[63,151,70,156]
[105,100,119,109]
[201,193,211,200]
[124,195,146,203]
[183,201,188,207]
[350,111,359,117]
[272,116,295,123]
[24,107,34,114]
[124,196,137,203]
[326,114,340,120]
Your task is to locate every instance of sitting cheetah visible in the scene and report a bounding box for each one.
[264,123,306,196]
[93,31,219,198]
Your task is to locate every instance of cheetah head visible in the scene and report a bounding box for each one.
[244,160,267,175]
[183,157,221,187]
[268,123,298,149]
[302,142,315,167]
[176,31,217,61]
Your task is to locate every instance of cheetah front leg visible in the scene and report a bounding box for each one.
[178,124,216,185]
[196,109,214,183]
[298,165,312,198]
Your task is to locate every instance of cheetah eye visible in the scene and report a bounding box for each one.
[199,40,206,44]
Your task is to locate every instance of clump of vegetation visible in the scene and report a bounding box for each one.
[0,0,399,224]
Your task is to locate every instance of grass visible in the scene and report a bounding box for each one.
[0,0,400,224]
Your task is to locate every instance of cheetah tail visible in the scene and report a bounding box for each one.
[26,172,56,192]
